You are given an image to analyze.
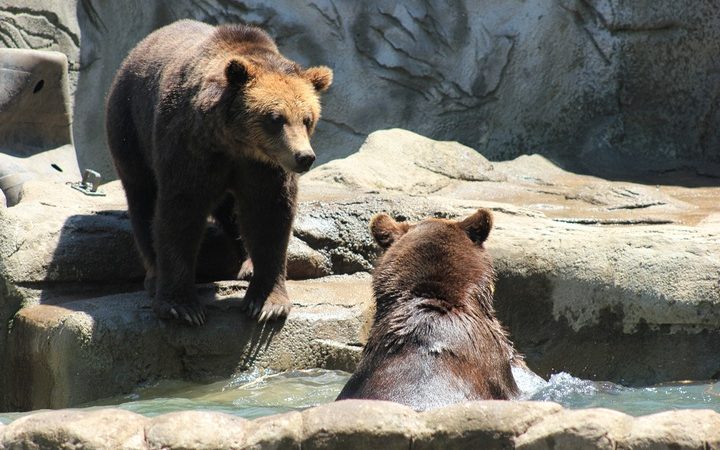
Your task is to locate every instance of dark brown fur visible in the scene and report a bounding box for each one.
[105,20,332,325]
[337,209,520,410]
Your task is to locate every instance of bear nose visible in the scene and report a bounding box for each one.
[295,153,315,172]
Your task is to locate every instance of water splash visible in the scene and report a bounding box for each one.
[513,367,720,416]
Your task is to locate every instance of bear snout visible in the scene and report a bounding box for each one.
[294,152,316,173]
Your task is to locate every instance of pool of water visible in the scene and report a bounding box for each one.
[514,368,720,417]
[2,369,718,424]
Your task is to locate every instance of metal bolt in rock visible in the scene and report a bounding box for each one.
[70,169,105,196]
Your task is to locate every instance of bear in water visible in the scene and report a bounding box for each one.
[337,209,521,410]
[106,20,332,325]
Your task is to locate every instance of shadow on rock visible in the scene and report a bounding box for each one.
[35,210,242,305]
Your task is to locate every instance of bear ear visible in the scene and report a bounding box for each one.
[225,59,252,86]
[459,209,493,245]
[370,213,410,249]
[303,66,333,92]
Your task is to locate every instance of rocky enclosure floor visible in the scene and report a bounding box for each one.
[0,129,718,448]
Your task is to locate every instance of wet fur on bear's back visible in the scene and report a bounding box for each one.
[337,209,520,410]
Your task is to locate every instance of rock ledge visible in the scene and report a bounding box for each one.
[3,401,720,449]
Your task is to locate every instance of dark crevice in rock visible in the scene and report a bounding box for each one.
[318,118,365,137]
[610,22,689,34]
[79,0,107,33]
[512,409,566,441]
[377,75,433,101]
[607,202,665,211]
[583,26,612,66]
[559,1,613,66]
[5,238,26,259]
[551,217,674,225]
[578,0,610,29]
[369,25,435,72]
[0,26,21,48]
[309,0,343,39]
[376,8,417,43]
[478,34,515,99]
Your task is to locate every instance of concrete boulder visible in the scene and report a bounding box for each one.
[415,401,564,450]
[145,411,248,450]
[302,400,420,450]
[0,48,79,206]
[515,408,633,449]
[3,402,720,449]
[622,410,720,449]
[1,409,148,449]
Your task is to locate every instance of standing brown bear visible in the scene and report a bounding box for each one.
[337,209,521,410]
[106,20,332,325]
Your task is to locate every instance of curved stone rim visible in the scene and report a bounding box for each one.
[2,400,720,449]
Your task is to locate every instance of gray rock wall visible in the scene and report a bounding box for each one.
[0,1,80,108]
[2,1,720,179]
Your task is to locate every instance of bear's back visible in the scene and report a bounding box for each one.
[338,301,519,410]
[119,21,276,77]
[338,343,496,410]
[337,212,520,410]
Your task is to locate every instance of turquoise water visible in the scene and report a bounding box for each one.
[2,369,719,424]
[517,370,720,417]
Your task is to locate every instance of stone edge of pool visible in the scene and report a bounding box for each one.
[2,399,719,449]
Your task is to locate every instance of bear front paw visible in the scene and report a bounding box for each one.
[242,288,291,322]
[237,258,254,280]
[153,297,206,326]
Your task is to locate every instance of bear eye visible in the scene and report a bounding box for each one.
[264,113,286,133]
[303,117,313,130]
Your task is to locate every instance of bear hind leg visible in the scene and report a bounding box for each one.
[106,84,159,295]
[124,177,159,296]
[212,193,253,280]
[152,190,215,326]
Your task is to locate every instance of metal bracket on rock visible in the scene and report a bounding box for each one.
[70,169,106,197]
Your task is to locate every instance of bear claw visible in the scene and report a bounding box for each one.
[155,300,206,326]
[238,258,254,281]
[242,294,290,322]
[258,305,287,322]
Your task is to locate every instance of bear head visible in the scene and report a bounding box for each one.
[198,55,333,174]
[369,209,495,318]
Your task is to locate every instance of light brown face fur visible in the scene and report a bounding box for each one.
[208,57,332,174]
[243,71,323,173]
